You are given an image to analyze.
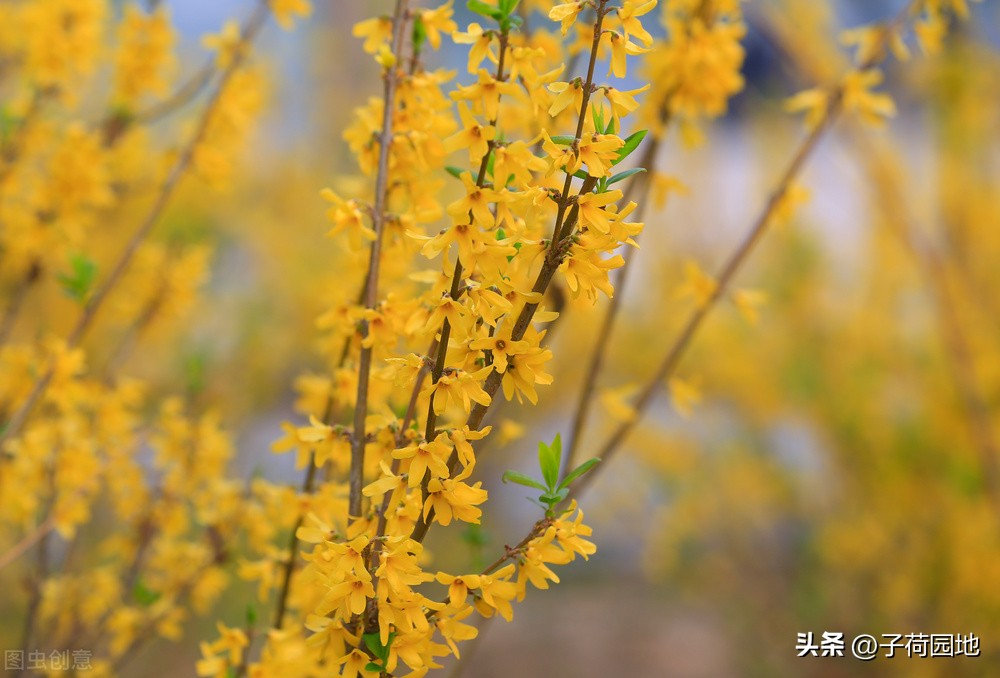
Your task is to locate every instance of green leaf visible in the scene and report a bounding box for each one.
[133,580,161,607]
[591,105,605,135]
[504,13,524,29]
[540,487,569,505]
[365,662,384,673]
[607,167,646,186]
[246,603,258,626]
[538,434,561,489]
[57,253,98,303]
[499,0,521,15]
[363,632,391,661]
[572,169,589,181]
[613,129,648,166]
[467,0,503,20]
[185,350,208,395]
[486,149,496,178]
[412,15,427,51]
[558,457,601,490]
[550,134,576,145]
[502,470,547,491]
[445,165,466,179]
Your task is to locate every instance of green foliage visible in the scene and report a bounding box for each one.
[412,15,427,52]
[614,129,648,166]
[467,0,522,32]
[133,580,161,607]
[503,433,600,516]
[363,631,396,673]
[57,253,98,303]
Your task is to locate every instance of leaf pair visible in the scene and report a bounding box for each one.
[468,0,523,32]
[502,433,600,516]
[363,632,396,673]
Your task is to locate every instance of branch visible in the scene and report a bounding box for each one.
[349,0,411,520]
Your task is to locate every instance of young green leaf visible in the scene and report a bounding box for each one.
[539,434,561,489]
[591,104,606,135]
[412,15,427,51]
[445,165,466,179]
[133,580,161,607]
[558,457,601,490]
[607,167,646,186]
[467,0,503,20]
[612,129,648,166]
[550,134,576,145]
[499,0,521,15]
[363,632,393,661]
[502,470,547,491]
[58,253,98,303]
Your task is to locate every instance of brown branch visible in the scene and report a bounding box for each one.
[561,137,660,476]
[566,0,922,502]
[0,260,41,347]
[410,1,613,543]
[349,0,411,520]
[858,136,1000,506]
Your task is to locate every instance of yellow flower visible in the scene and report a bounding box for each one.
[549,2,585,35]
[469,331,530,373]
[618,0,657,46]
[500,347,554,404]
[424,367,493,414]
[452,22,494,72]
[423,477,488,525]
[202,20,244,70]
[600,384,638,423]
[576,190,623,234]
[319,571,376,618]
[419,2,458,50]
[675,260,717,307]
[392,435,453,487]
[608,31,649,79]
[444,102,496,163]
[547,80,584,117]
[841,69,896,127]
[352,16,393,54]
[732,288,767,326]
[269,0,312,30]
[338,648,380,678]
[452,68,520,121]
[785,87,830,130]
[321,188,376,249]
[578,133,625,178]
[114,5,177,105]
[668,376,702,418]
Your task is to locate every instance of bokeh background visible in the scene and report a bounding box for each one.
[4,0,1000,676]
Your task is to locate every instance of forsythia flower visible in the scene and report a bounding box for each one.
[269,0,312,30]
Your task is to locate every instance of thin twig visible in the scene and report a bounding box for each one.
[567,0,922,502]
[349,0,411,520]
[411,1,613,543]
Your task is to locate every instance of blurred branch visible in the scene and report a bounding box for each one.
[567,0,922,503]
[350,0,411,520]
[858,135,1000,505]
